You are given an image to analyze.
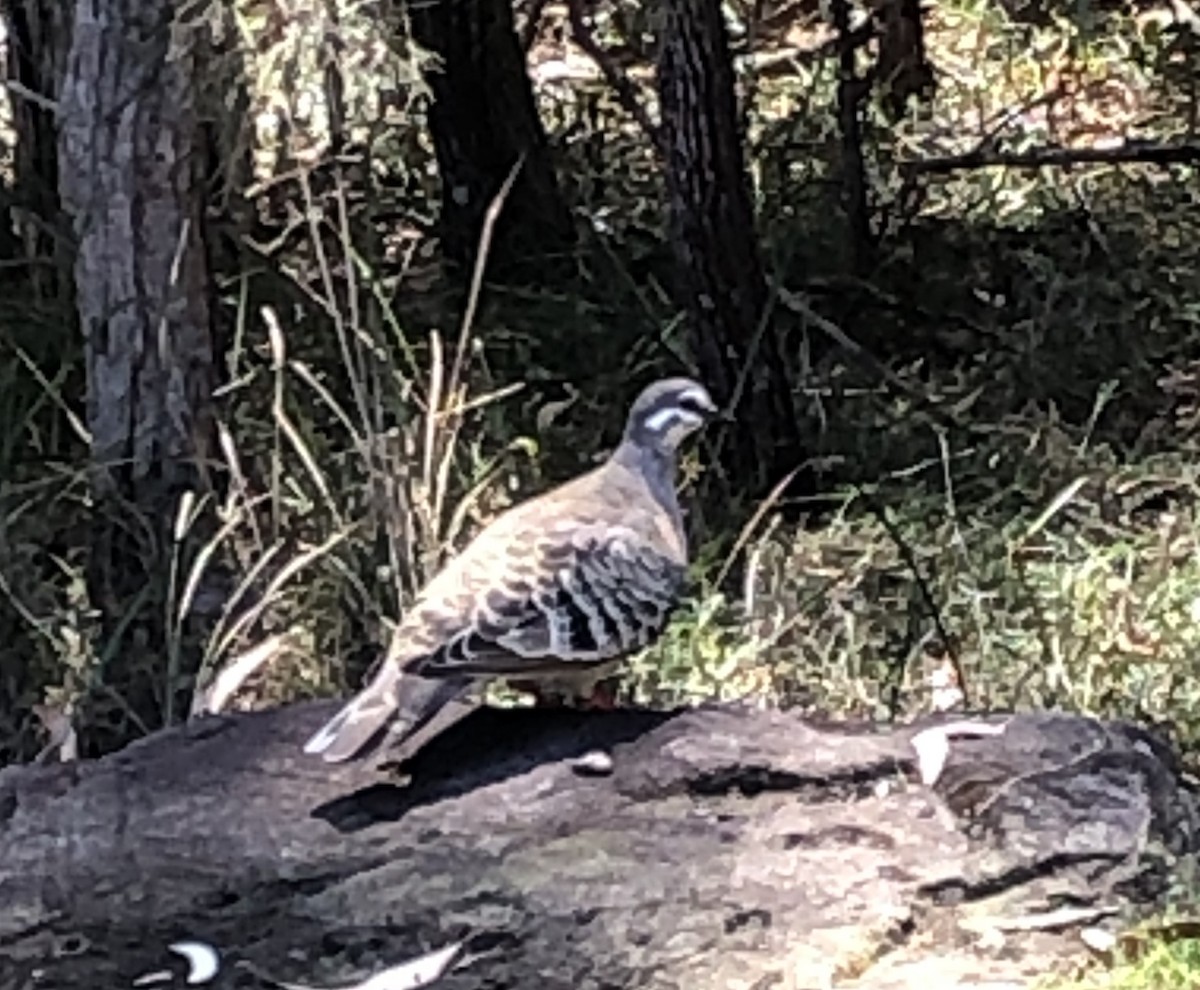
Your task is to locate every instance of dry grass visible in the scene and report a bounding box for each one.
[0,0,1198,775]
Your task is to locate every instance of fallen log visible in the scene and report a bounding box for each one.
[1,702,1196,989]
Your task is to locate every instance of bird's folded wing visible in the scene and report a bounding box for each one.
[412,524,687,678]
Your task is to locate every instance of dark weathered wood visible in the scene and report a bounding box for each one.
[656,0,802,492]
[3,0,72,303]
[831,0,874,273]
[58,0,216,503]
[0,703,1195,989]
[56,0,218,753]
[408,0,575,277]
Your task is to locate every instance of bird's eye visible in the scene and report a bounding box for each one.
[677,395,712,415]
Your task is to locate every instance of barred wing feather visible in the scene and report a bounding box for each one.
[412,525,687,678]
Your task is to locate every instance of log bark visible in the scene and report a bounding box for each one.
[1,704,1196,989]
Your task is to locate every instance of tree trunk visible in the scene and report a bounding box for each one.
[3,0,72,303]
[657,0,803,492]
[56,0,217,752]
[408,0,575,279]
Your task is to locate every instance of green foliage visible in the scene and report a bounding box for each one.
[0,0,1198,813]
[1081,939,1200,990]
[1042,920,1200,989]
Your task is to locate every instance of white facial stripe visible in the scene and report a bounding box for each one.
[644,406,705,435]
[678,387,714,411]
[643,407,683,433]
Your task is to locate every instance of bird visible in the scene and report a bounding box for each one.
[303,376,718,764]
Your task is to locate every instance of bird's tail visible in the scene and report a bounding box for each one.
[303,661,471,764]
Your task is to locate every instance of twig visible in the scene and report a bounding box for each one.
[427,154,526,553]
[864,493,969,710]
[519,0,550,52]
[449,153,526,403]
[739,0,768,139]
[892,85,1069,226]
[715,465,801,590]
[902,141,1200,176]
[565,0,661,148]
[776,287,963,434]
[735,29,871,75]
[4,79,57,113]
[971,86,1069,155]
[829,0,874,272]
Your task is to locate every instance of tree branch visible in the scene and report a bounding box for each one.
[830,0,874,272]
[519,0,550,52]
[902,141,1200,175]
[565,0,661,148]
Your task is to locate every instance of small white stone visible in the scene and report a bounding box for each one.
[572,749,615,776]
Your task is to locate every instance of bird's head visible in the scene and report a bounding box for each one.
[622,377,718,454]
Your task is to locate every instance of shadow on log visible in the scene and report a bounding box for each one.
[1,703,1197,989]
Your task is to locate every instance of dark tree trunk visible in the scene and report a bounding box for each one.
[657,0,803,493]
[57,0,217,753]
[196,5,253,371]
[872,0,936,121]
[3,0,72,303]
[408,0,575,279]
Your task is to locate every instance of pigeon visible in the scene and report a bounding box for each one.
[303,376,717,763]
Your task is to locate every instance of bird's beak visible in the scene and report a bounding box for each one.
[698,395,722,420]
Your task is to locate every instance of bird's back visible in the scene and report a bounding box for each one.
[391,455,689,667]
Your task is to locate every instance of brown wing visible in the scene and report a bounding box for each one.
[406,521,687,678]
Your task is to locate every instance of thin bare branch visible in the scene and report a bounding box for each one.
[519,0,551,51]
[565,0,661,148]
[902,141,1200,175]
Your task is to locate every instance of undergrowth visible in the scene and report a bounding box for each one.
[1042,906,1200,989]
[1066,939,1200,990]
[0,0,1198,786]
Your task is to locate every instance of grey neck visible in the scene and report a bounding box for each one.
[612,439,682,519]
